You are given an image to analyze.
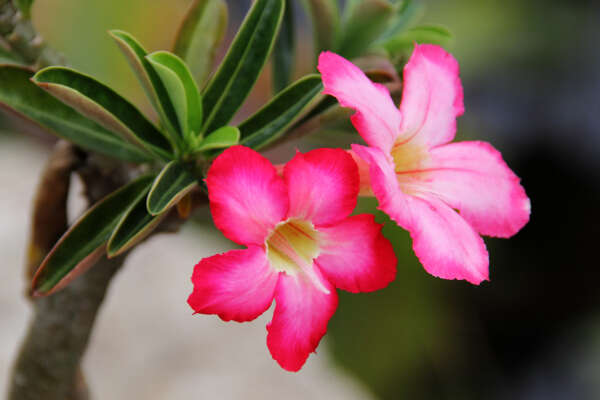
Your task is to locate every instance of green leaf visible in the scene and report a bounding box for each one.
[32,66,173,160]
[240,74,322,150]
[107,189,167,257]
[14,0,34,19]
[195,125,239,152]
[272,0,295,93]
[0,65,150,162]
[147,161,198,216]
[337,0,395,59]
[109,30,182,147]
[300,0,339,56]
[172,0,228,86]
[383,25,452,55]
[146,51,203,145]
[31,175,154,296]
[202,0,284,134]
[377,0,424,42]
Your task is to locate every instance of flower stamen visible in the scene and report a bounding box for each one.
[266,219,329,293]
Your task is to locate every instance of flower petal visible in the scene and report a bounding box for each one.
[397,44,464,148]
[318,51,402,153]
[405,195,489,285]
[425,141,531,237]
[348,149,373,196]
[316,214,397,293]
[187,246,278,322]
[207,145,288,245]
[352,144,489,285]
[284,148,358,226]
[266,267,338,371]
[351,144,408,220]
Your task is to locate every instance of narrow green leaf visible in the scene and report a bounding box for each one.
[109,30,182,146]
[31,175,154,296]
[14,0,34,19]
[146,51,203,144]
[383,25,452,55]
[300,0,339,56]
[337,0,395,59]
[0,65,150,162]
[240,74,322,149]
[272,0,295,93]
[293,94,338,126]
[196,125,239,152]
[202,0,284,134]
[107,189,167,257]
[33,66,173,160]
[172,0,228,86]
[377,0,424,42]
[147,161,198,216]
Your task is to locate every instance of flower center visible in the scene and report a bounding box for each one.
[391,142,430,194]
[266,219,320,274]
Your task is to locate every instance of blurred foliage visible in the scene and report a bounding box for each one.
[326,1,600,399]
[32,0,190,117]
[330,197,469,399]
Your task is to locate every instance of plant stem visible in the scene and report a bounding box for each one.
[7,138,130,399]
[0,0,65,67]
[8,255,126,400]
[2,3,123,398]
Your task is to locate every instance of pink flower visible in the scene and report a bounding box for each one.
[318,44,530,285]
[188,145,397,371]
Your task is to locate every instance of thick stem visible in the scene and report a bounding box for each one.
[2,2,199,398]
[8,255,126,400]
[8,142,130,399]
[0,0,65,67]
[8,141,206,399]
[26,141,82,280]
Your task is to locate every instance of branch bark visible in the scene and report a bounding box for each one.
[8,140,130,400]
[0,0,65,67]
[8,144,205,400]
[8,255,126,400]
[3,4,138,398]
[25,141,82,280]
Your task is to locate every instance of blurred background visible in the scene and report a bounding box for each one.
[1,0,599,399]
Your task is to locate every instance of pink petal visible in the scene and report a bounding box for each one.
[188,246,279,322]
[351,144,408,220]
[316,214,397,293]
[266,267,338,371]
[207,145,288,245]
[425,141,531,237]
[318,51,402,153]
[348,149,373,196]
[284,148,358,226]
[405,195,489,285]
[397,44,464,148]
[352,144,489,285]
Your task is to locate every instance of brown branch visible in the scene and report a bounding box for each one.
[25,141,82,280]
[1,4,146,396]
[0,0,215,397]
[8,255,126,400]
[8,141,130,400]
[0,0,65,67]
[9,137,207,400]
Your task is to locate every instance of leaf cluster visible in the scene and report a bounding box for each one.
[0,0,451,295]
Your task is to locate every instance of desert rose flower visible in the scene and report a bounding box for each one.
[188,145,397,371]
[318,44,530,285]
